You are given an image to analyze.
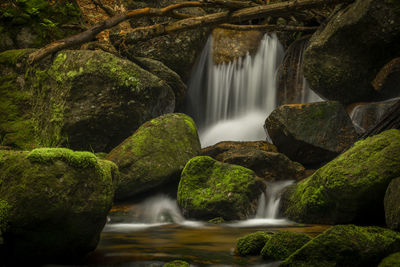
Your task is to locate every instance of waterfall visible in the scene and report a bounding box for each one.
[186,34,284,147]
[256,180,295,219]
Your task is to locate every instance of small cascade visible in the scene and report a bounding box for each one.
[186,34,284,147]
[276,36,322,106]
[104,195,202,232]
[256,180,295,219]
[349,97,400,134]
[138,194,185,224]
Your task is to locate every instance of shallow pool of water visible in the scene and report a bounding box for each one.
[84,202,330,266]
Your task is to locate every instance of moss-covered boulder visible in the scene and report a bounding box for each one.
[0,49,175,152]
[265,101,357,165]
[177,156,265,220]
[303,0,400,104]
[378,252,400,267]
[384,177,400,231]
[280,225,400,267]
[280,129,400,224]
[0,0,83,51]
[236,231,273,256]
[113,0,209,79]
[163,260,190,267]
[260,231,311,260]
[107,113,201,200]
[0,148,118,265]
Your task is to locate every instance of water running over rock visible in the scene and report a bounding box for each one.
[186,34,284,147]
[186,33,323,147]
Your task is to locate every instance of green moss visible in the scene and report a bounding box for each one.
[0,49,32,65]
[378,252,400,267]
[236,231,273,256]
[108,113,200,200]
[28,148,98,169]
[208,217,225,224]
[0,149,116,262]
[163,260,189,267]
[0,199,10,234]
[282,129,400,224]
[281,225,400,267]
[260,231,311,260]
[177,156,264,220]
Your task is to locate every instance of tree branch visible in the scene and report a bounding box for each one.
[121,0,352,44]
[28,0,352,64]
[218,23,318,32]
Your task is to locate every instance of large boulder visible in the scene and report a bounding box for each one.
[0,0,83,52]
[303,0,400,104]
[0,148,118,265]
[384,177,400,231]
[177,156,265,220]
[113,0,209,79]
[0,49,175,152]
[280,129,400,224]
[260,231,311,260]
[107,113,201,200]
[265,101,358,165]
[280,225,400,267]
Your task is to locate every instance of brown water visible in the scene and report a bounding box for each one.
[85,202,330,266]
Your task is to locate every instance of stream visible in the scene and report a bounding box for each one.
[83,182,330,266]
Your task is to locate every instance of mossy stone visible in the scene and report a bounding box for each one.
[280,129,400,224]
[0,149,119,264]
[1,49,175,152]
[260,230,311,260]
[378,252,400,267]
[163,260,190,267]
[107,113,201,200]
[177,156,265,220]
[236,231,273,256]
[280,225,400,267]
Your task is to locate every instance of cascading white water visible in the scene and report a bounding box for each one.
[138,194,185,224]
[186,34,284,147]
[256,180,295,219]
[104,195,202,232]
